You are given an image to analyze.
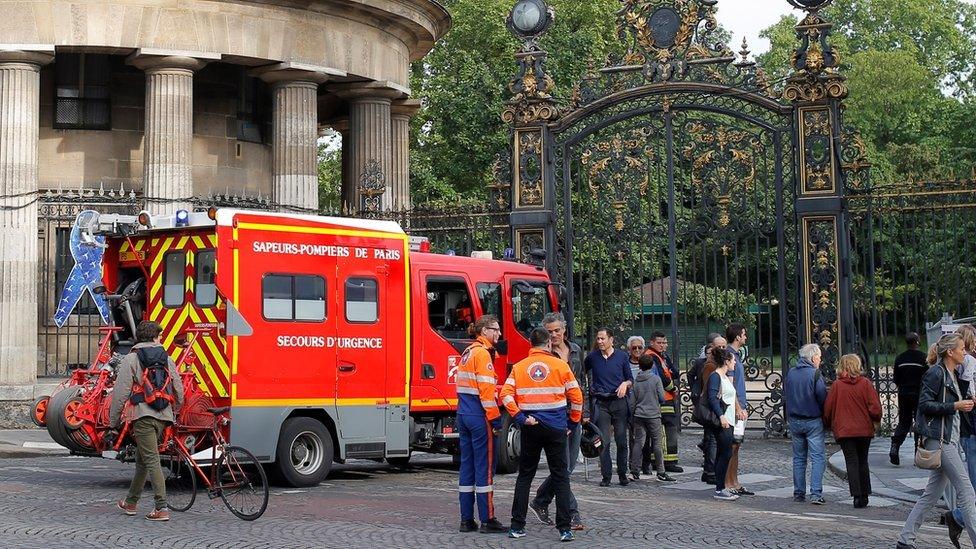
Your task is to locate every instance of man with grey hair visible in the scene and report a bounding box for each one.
[688,332,726,484]
[530,311,587,530]
[784,343,829,504]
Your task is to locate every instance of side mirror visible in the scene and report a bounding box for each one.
[494,339,509,356]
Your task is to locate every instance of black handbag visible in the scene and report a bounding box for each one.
[692,398,723,428]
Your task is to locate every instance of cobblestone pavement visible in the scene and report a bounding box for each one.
[0,432,966,548]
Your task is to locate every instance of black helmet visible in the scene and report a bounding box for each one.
[580,421,605,459]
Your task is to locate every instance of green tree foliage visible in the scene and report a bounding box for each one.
[409,0,623,200]
[758,0,976,183]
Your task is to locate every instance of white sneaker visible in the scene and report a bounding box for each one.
[713,489,740,501]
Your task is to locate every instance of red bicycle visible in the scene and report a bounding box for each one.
[160,406,270,521]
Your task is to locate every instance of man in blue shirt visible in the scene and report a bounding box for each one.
[725,323,753,496]
[584,327,634,486]
[784,343,828,504]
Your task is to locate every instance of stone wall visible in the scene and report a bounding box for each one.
[37,59,274,198]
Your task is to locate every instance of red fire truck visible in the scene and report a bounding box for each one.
[75,208,557,486]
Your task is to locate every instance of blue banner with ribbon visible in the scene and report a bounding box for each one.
[54,210,111,328]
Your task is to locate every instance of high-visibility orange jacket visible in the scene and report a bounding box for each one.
[456,335,501,422]
[500,348,583,431]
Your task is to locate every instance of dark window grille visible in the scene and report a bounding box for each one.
[237,69,269,143]
[54,53,111,130]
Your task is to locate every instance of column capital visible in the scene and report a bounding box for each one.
[251,63,331,86]
[330,81,408,102]
[391,99,421,120]
[0,46,54,67]
[126,50,215,73]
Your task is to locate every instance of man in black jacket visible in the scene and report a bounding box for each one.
[890,332,929,464]
[688,333,725,484]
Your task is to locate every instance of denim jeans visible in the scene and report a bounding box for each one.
[902,440,976,546]
[952,436,976,526]
[789,417,826,498]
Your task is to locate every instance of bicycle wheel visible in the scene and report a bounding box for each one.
[164,454,197,512]
[216,445,269,521]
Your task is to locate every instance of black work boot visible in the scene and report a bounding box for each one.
[459,519,478,533]
[479,518,508,534]
[889,441,901,466]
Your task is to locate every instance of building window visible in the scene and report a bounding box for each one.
[54,228,99,315]
[262,274,326,322]
[163,252,186,307]
[345,277,379,323]
[237,70,269,143]
[195,250,217,307]
[54,53,111,130]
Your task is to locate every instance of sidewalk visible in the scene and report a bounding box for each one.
[0,428,68,458]
[827,437,929,505]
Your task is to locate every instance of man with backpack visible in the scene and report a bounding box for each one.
[109,320,184,521]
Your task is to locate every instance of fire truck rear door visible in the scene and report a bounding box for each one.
[334,252,391,451]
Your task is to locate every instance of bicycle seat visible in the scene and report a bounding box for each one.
[207,406,230,415]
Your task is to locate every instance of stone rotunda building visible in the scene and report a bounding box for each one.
[0,0,450,417]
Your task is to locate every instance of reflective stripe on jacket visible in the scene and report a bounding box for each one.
[499,349,583,431]
[455,336,501,421]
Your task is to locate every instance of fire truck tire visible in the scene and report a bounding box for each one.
[494,413,521,475]
[275,417,333,487]
[47,387,82,450]
[30,396,50,427]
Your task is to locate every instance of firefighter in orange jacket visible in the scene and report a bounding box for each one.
[456,315,507,534]
[500,327,584,542]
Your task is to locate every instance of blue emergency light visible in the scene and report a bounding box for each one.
[175,209,190,227]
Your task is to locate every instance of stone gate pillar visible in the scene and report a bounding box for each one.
[0,48,52,398]
[785,1,855,368]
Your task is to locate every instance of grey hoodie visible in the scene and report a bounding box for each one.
[631,369,666,419]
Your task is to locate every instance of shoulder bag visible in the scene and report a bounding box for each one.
[914,368,947,470]
[692,373,724,428]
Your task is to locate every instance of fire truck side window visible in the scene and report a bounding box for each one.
[345,277,378,323]
[195,250,217,307]
[262,274,326,322]
[511,281,553,338]
[163,252,186,307]
[476,282,502,320]
[426,278,473,340]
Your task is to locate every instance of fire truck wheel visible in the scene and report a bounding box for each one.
[30,396,50,427]
[276,417,333,487]
[494,413,521,475]
[46,387,82,450]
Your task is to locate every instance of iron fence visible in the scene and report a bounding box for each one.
[848,180,976,432]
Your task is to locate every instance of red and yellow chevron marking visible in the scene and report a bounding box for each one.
[142,232,228,398]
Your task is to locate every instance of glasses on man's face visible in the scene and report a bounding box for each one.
[630,345,644,350]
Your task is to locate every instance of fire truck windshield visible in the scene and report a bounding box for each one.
[511,281,553,338]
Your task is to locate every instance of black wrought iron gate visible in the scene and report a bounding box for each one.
[499,0,859,435]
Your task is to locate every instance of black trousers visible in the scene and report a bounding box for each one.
[662,412,679,464]
[701,429,716,476]
[707,424,734,491]
[511,423,572,531]
[839,437,872,498]
[892,392,919,446]
[595,397,630,480]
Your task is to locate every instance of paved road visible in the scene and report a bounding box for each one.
[0,434,964,548]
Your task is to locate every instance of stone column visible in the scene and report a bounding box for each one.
[390,100,420,210]
[333,83,405,213]
[0,49,53,392]
[128,54,207,214]
[254,66,329,212]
